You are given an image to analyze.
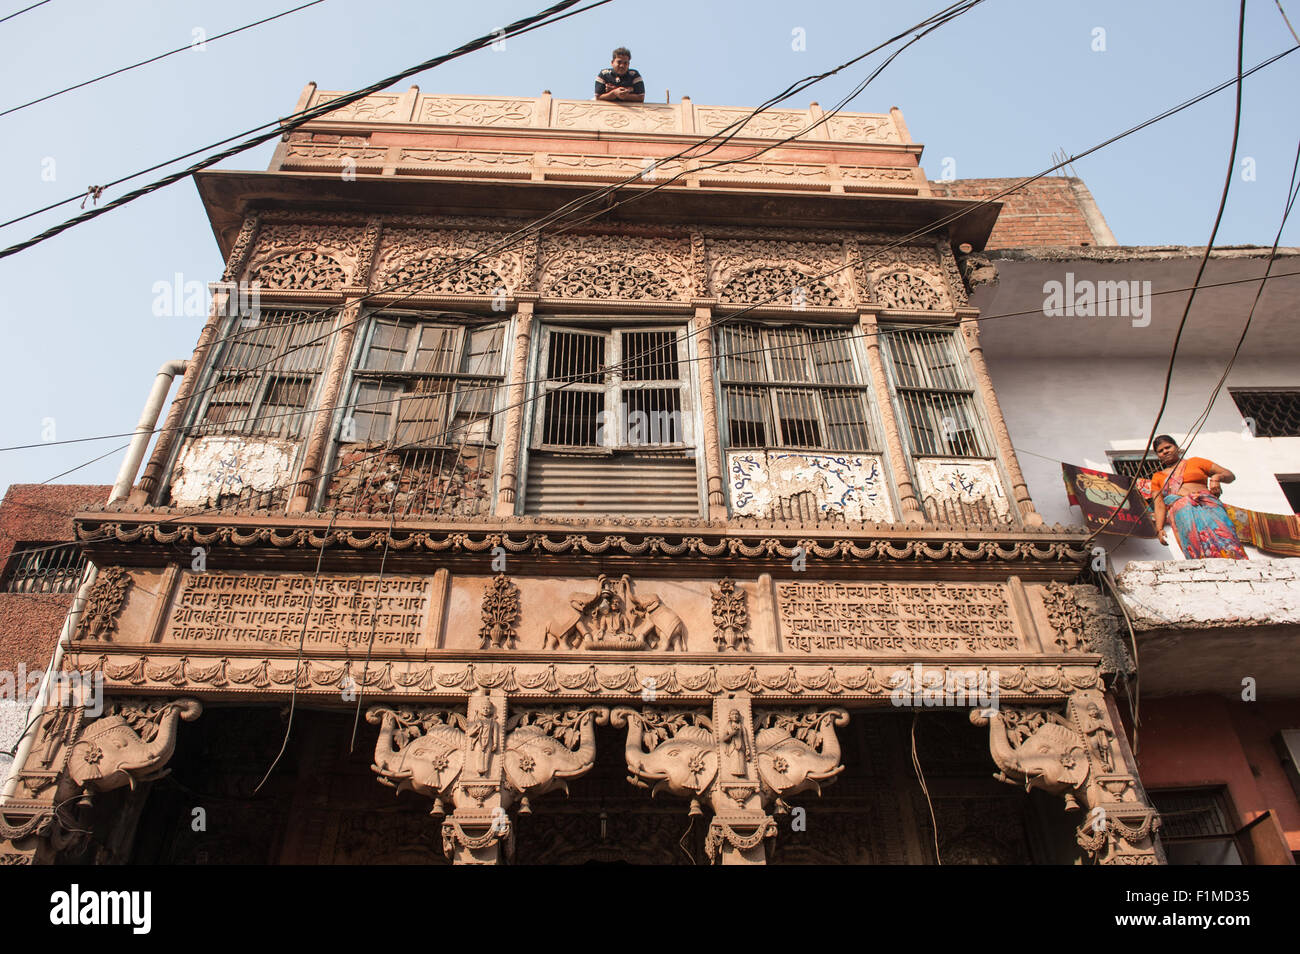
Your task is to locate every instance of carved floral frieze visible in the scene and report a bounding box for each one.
[708,239,852,305]
[537,234,692,300]
[370,228,527,296]
[243,223,368,289]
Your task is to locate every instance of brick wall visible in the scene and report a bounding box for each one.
[928,176,1113,249]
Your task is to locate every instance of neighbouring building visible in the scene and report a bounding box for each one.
[0,485,111,785]
[965,186,1300,864]
[3,88,1185,865]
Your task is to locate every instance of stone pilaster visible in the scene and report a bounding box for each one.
[957,310,1042,525]
[692,303,727,519]
[290,298,363,512]
[495,298,536,516]
[859,310,923,522]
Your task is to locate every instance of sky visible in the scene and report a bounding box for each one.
[0,0,1296,497]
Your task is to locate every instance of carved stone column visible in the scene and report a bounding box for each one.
[614,699,849,865]
[367,692,608,865]
[496,297,536,517]
[692,303,728,520]
[971,689,1163,865]
[0,697,203,864]
[290,297,363,512]
[957,310,1043,525]
[858,310,922,522]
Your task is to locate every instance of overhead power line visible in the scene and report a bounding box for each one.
[0,0,50,26]
[0,0,616,259]
[0,0,328,118]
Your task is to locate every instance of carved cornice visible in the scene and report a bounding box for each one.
[66,651,1104,701]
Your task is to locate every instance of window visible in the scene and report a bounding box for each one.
[882,328,990,457]
[344,316,507,449]
[1107,452,1163,482]
[1147,788,1244,865]
[4,542,86,594]
[1230,389,1300,438]
[535,325,689,450]
[195,309,333,439]
[715,324,878,451]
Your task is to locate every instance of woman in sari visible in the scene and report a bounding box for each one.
[1150,435,1247,559]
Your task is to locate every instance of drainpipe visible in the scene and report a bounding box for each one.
[1,359,186,804]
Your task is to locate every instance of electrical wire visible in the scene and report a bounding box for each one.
[0,0,50,26]
[0,0,615,253]
[0,1,328,118]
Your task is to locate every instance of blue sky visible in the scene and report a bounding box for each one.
[0,0,1296,496]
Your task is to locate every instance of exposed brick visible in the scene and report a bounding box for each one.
[928,177,1103,248]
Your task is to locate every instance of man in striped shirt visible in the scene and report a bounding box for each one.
[595,47,645,103]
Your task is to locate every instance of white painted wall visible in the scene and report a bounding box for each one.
[985,353,1300,570]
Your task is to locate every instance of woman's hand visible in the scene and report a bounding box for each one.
[1157,526,1168,545]
[1207,476,1221,495]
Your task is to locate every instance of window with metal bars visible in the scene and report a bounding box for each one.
[714,324,879,451]
[1229,389,1300,437]
[535,325,689,450]
[4,542,86,594]
[1107,452,1163,482]
[343,315,507,450]
[194,309,334,439]
[882,327,990,458]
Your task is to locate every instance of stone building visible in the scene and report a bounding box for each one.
[0,89,1160,865]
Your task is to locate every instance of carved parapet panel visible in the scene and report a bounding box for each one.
[537,234,692,300]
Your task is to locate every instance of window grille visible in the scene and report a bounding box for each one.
[4,542,86,594]
[1148,788,1234,841]
[714,324,878,451]
[1107,453,1163,482]
[1229,389,1300,438]
[345,316,507,449]
[194,309,334,439]
[882,328,990,457]
[535,326,688,450]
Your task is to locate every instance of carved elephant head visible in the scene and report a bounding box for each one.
[66,699,202,795]
[971,708,1089,797]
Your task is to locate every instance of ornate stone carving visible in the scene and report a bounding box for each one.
[708,239,852,305]
[872,270,943,310]
[419,96,536,126]
[316,92,404,122]
[553,101,676,132]
[856,244,955,310]
[972,690,1163,865]
[727,451,895,523]
[479,574,520,649]
[696,107,810,140]
[243,223,366,287]
[283,142,387,164]
[542,573,686,651]
[753,707,850,805]
[824,114,901,143]
[221,213,260,283]
[397,148,532,171]
[711,579,750,652]
[75,567,131,640]
[370,228,525,295]
[537,234,691,300]
[65,698,202,804]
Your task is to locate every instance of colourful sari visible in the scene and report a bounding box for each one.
[1161,461,1247,560]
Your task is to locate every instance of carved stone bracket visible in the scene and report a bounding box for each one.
[971,689,1162,864]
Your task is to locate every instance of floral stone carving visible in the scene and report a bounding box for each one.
[76,567,132,640]
[719,266,839,306]
[479,574,520,649]
[711,579,750,652]
[542,573,686,651]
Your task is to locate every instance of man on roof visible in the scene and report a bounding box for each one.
[595,46,645,103]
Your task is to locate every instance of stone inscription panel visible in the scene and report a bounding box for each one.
[165,573,431,647]
[777,582,1021,653]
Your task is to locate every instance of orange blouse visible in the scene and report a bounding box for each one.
[1150,457,1219,497]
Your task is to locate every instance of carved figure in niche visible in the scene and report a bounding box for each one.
[970,707,1089,807]
[541,573,685,651]
[720,709,754,777]
[63,699,202,806]
[1078,700,1115,773]
[754,708,849,803]
[467,702,499,776]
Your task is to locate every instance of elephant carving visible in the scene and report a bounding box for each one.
[65,699,202,799]
[542,574,687,651]
[503,707,609,810]
[755,708,849,803]
[367,707,471,808]
[612,708,718,804]
[971,707,1089,802]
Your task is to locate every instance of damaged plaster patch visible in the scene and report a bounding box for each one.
[913,458,1009,518]
[1114,558,1300,630]
[170,436,299,507]
[727,451,894,522]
